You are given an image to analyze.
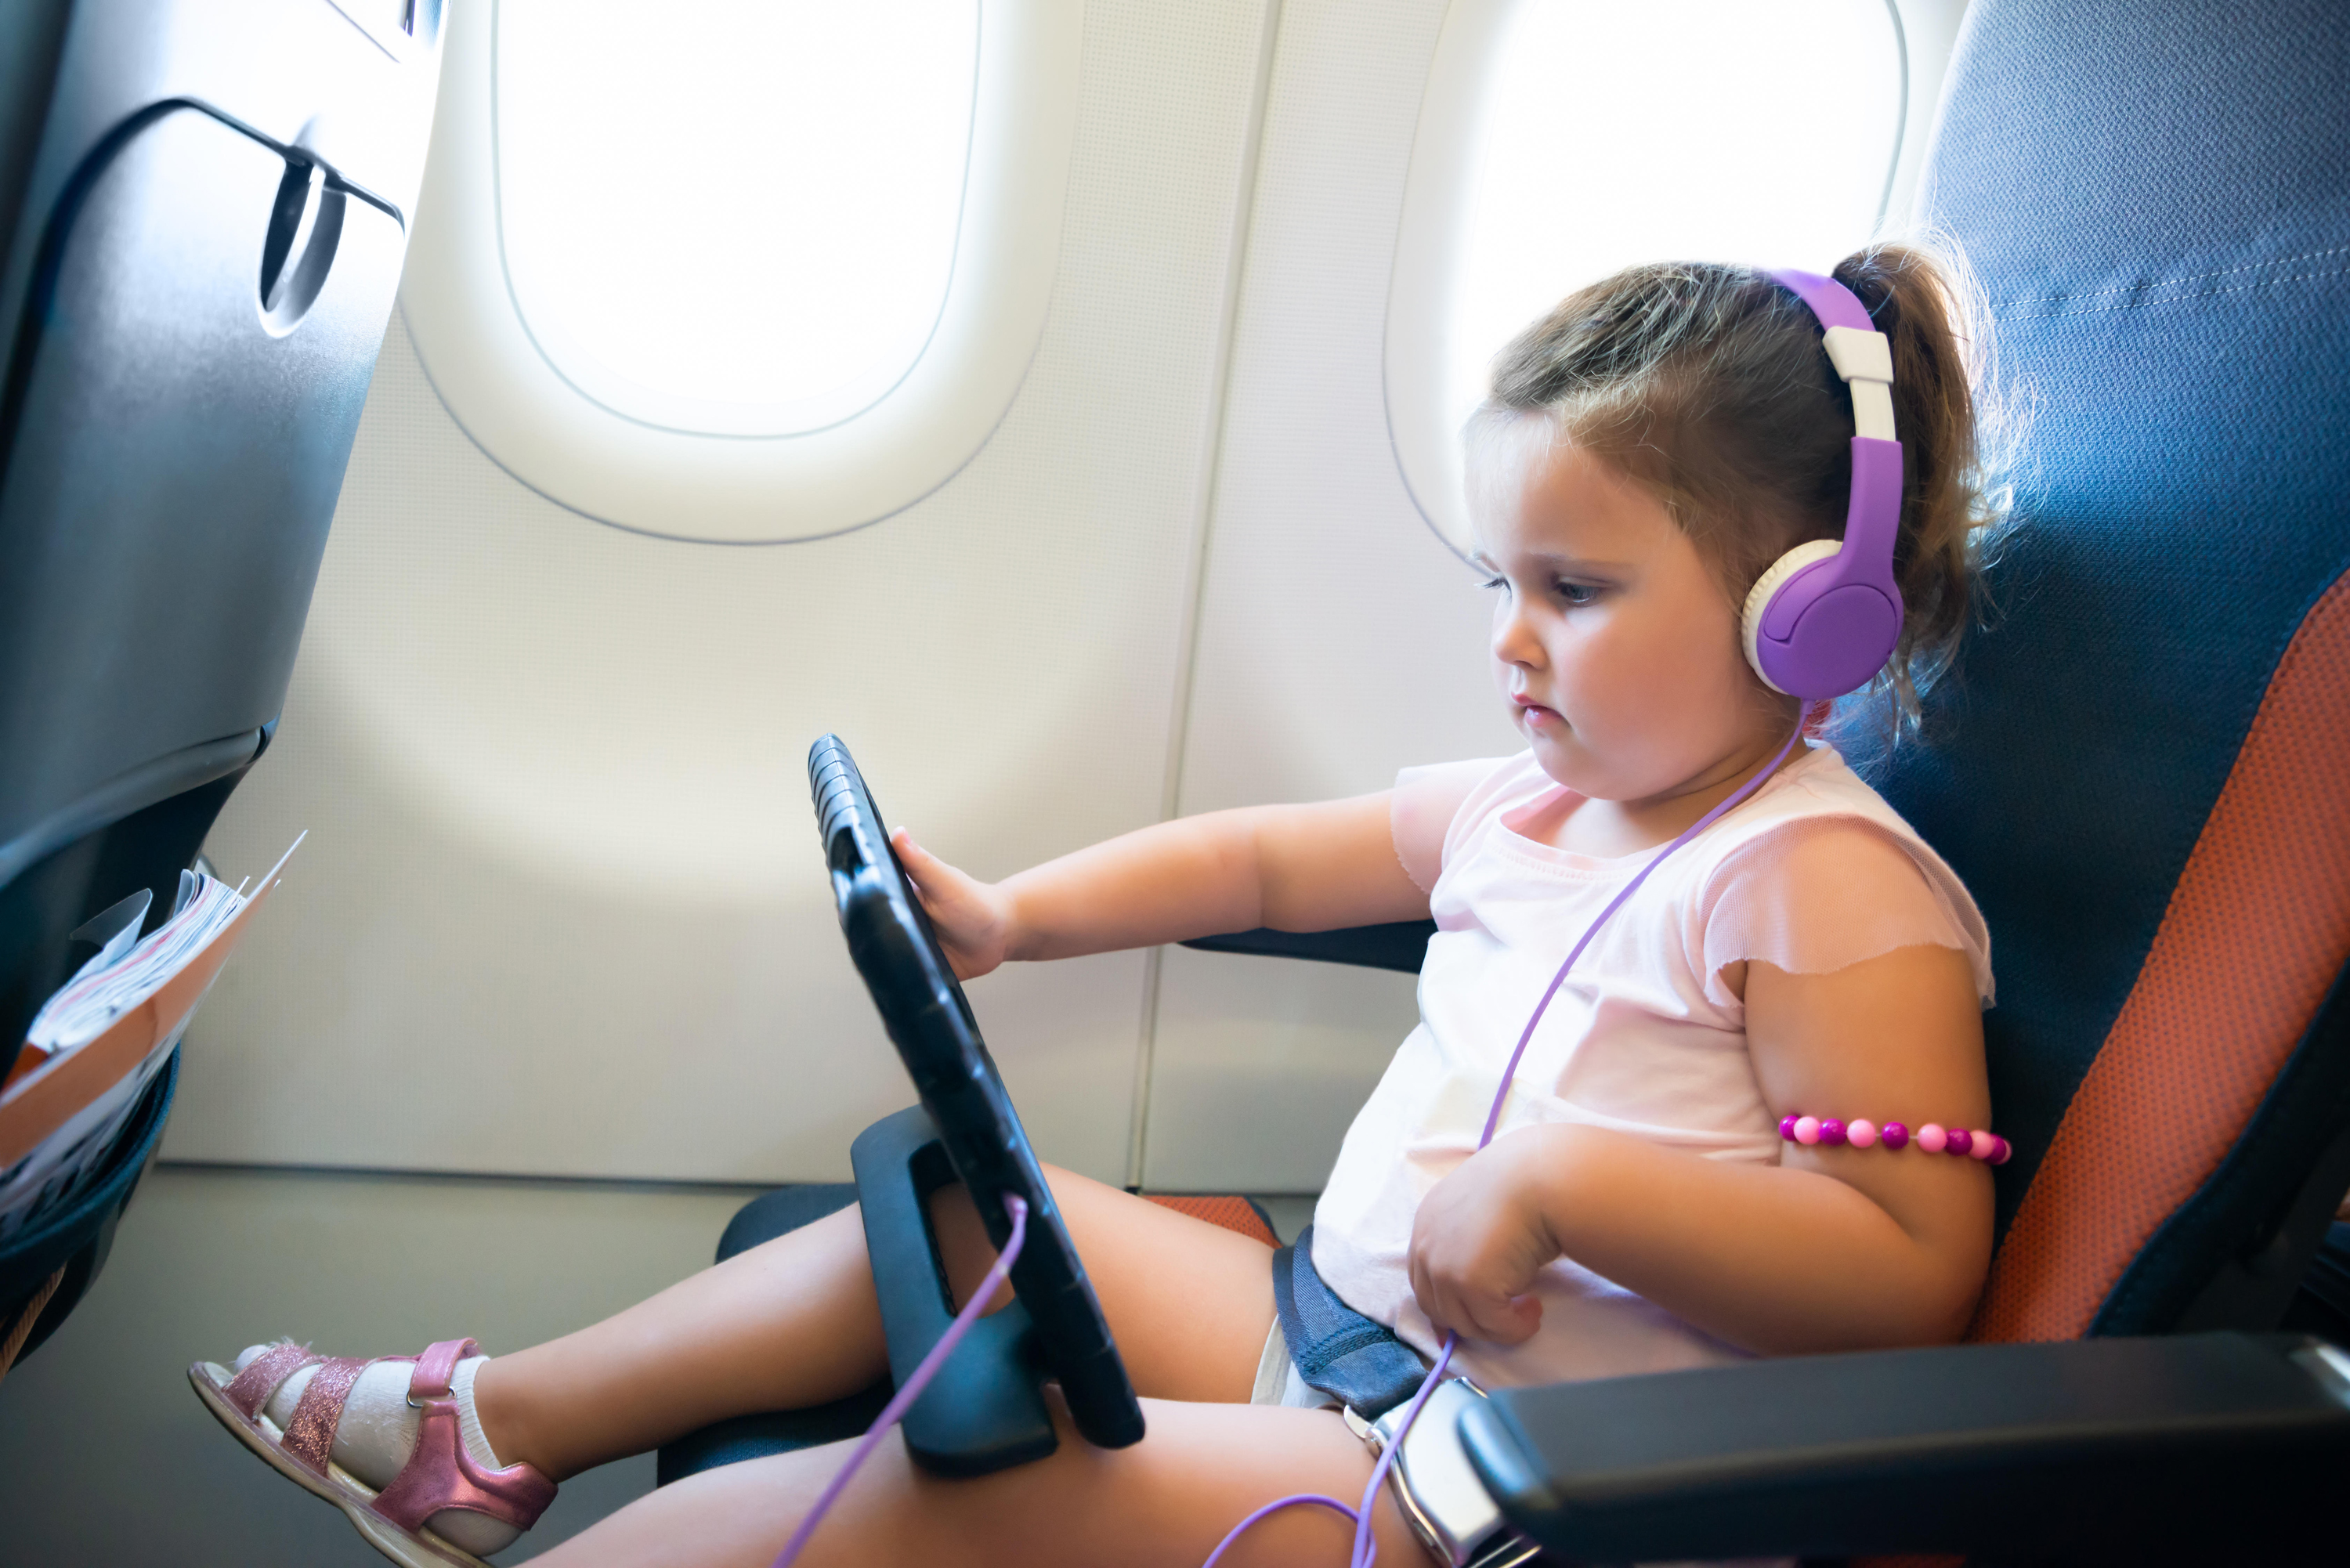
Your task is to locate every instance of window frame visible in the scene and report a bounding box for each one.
[400,0,1083,544]
[1382,0,1971,555]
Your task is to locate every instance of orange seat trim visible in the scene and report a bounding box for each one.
[1972,572,2350,1342]
[1141,1193,1280,1248]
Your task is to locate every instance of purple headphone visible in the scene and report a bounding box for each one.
[1739,269,1906,700]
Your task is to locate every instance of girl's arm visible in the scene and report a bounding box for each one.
[1408,942,1994,1353]
[891,793,1431,981]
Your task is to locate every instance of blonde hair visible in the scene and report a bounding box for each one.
[1473,240,2012,731]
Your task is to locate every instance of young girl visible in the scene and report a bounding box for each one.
[192,244,2002,1568]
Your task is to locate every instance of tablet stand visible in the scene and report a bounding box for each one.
[850,1105,1059,1476]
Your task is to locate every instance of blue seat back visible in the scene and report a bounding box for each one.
[1843,0,2350,1337]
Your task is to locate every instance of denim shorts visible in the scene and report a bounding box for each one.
[1252,1223,1430,1418]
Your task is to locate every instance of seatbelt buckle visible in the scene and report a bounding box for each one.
[1344,1377,1541,1568]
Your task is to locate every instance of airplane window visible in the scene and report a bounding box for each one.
[400,0,1080,542]
[495,1,980,437]
[1390,0,1907,550]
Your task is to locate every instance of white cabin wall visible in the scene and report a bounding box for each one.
[177,0,1284,1185]
[1140,0,1520,1191]
[176,1,1963,1196]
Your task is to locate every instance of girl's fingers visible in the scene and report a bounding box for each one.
[1411,1258,1474,1340]
[1412,1247,1544,1346]
[1441,1289,1538,1346]
[1447,1285,1508,1343]
[891,826,933,872]
[893,833,945,907]
[1477,1293,1542,1346]
[894,830,961,903]
[888,829,1007,980]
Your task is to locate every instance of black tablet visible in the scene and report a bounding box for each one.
[807,735,1145,1452]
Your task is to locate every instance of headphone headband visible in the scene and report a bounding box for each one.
[1736,269,1907,699]
[1765,267,1875,331]
[1769,269,1898,442]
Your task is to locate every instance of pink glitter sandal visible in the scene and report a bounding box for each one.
[190,1336,556,1568]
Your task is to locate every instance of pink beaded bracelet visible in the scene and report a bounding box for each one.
[1777,1113,2010,1165]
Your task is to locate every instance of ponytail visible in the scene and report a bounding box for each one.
[1830,240,2008,723]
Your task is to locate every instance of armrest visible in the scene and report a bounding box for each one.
[1180,919,1435,974]
[1459,1332,2350,1563]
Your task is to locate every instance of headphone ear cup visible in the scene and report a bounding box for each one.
[1741,540,1844,695]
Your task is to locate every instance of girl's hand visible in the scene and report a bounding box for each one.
[1406,1128,1565,1346]
[891,828,1018,981]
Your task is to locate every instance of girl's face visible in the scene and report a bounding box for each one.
[1469,417,1784,807]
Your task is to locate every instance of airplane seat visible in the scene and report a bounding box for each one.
[0,0,443,1377]
[663,0,2350,1551]
[1839,0,2350,1350]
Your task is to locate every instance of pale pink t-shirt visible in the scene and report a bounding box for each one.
[1309,743,1992,1390]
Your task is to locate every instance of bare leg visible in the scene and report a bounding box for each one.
[473,1165,1281,1481]
[530,1396,1416,1568]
